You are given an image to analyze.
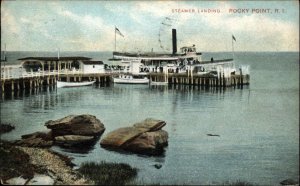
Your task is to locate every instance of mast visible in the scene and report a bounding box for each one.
[2,43,6,62]
[232,37,234,59]
[232,35,236,60]
[114,26,116,52]
[4,43,6,61]
[57,47,60,60]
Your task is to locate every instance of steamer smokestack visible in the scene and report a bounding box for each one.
[172,29,177,55]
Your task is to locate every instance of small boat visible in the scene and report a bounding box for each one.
[196,71,210,75]
[112,74,149,84]
[150,81,168,85]
[57,80,95,88]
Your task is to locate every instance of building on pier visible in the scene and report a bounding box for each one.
[18,56,104,74]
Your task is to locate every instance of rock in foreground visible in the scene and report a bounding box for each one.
[100,118,168,155]
[0,123,15,134]
[124,130,168,155]
[280,179,298,185]
[44,114,105,148]
[45,114,105,137]
[55,135,96,147]
[15,131,53,148]
[16,114,105,149]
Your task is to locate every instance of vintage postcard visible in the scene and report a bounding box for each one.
[1,0,299,185]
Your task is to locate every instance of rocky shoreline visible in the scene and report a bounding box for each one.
[0,140,93,185]
[0,115,169,185]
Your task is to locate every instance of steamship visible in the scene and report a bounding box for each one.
[112,29,236,81]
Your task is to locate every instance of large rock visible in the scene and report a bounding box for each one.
[45,114,105,137]
[124,130,168,155]
[280,179,298,185]
[100,127,148,147]
[55,135,96,147]
[0,123,15,134]
[133,118,166,131]
[100,118,168,155]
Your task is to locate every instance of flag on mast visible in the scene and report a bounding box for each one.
[232,35,236,41]
[115,27,124,37]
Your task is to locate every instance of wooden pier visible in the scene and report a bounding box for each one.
[1,69,249,95]
[149,73,249,88]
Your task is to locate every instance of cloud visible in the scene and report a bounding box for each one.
[1,8,20,36]
[1,1,298,51]
[57,9,115,51]
[200,12,299,51]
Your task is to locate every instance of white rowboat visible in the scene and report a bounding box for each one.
[57,81,95,88]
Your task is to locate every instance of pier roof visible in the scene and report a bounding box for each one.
[18,56,92,61]
[82,61,104,65]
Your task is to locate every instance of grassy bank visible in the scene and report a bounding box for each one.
[78,161,137,185]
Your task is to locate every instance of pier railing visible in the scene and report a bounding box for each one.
[1,66,129,81]
[1,65,250,93]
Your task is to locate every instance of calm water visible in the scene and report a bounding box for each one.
[1,52,299,185]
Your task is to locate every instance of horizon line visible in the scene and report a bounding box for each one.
[1,50,299,53]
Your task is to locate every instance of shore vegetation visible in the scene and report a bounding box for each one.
[78,161,138,185]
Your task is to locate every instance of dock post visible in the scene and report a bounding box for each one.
[220,76,223,87]
[223,74,225,87]
[234,77,236,87]
[2,81,5,92]
[22,80,25,89]
[11,80,14,91]
[17,80,20,90]
[241,75,244,87]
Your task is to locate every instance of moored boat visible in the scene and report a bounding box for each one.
[112,74,149,84]
[57,80,95,88]
[150,81,168,85]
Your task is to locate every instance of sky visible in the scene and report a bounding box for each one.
[1,0,299,52]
